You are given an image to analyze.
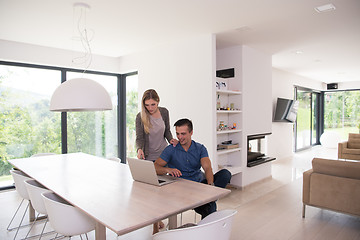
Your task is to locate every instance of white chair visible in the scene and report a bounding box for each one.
[24,179,53,240]
[152,209,237,240]
[7,170,33,240]
[107,157,121,163]
[42,192,95,239]
[180,210,199,226]
[117,225,153,240]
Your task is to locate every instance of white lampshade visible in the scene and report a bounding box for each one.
[49,78,113,112]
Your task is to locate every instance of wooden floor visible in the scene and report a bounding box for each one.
[1,146,359,239]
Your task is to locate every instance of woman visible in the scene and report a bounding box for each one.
[136,89,177,160]
[135,89,177,233]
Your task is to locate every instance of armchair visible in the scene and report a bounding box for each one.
[338,133,360,160]
[303,158,360,218]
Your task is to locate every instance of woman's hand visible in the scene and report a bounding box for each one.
[169,138,178,147]
[137,149,145,159]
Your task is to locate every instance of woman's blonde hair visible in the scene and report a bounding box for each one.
[141,89,160,134]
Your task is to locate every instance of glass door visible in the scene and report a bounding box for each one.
[312,92,319,145]
[296,90,312,150]
[295,87,320,151]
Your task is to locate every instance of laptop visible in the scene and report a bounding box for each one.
[127,158,177,186]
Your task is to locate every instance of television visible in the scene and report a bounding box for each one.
[273,98,298,123]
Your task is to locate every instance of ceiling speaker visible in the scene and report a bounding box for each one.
[216,68,235,78]
[327,83,338,90]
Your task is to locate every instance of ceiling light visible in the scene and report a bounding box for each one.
[315,4,336,13]
[50,78,112,112]
[49,2,113,112]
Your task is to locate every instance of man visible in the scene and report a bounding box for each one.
[154,118,231,219]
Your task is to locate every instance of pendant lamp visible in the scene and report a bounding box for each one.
[49,78,112,112]
[49,3,112,112]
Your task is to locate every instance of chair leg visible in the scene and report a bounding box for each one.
[13,201,30,240]
[302,204,306,218]
[23,212,40,240]
[38,218,48,240]
[7,199,25,231]
[21,214,53,240]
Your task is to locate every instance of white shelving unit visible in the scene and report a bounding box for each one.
[217,147,241,155]
[215,77,243,187]
[214,45,273,188]
[216,110,242,114]
[216,90,242,95]
[217,129,242,134]
[220,166,243,175]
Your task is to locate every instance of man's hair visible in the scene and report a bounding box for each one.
[174,118,193,132]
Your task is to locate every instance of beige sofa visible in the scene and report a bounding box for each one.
[302,158,360,218]
[338,133,360,160]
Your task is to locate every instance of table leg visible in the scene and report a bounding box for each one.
[168,214,178,229]
[29,202,35,222]
[95,222,106,240]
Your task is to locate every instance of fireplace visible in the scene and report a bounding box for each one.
[247,133,276,167]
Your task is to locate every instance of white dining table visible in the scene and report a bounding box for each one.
[9,152,231,240]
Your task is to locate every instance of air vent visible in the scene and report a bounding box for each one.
[315,4,336,13]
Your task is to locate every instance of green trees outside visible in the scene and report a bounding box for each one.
[1,87,138,187]
[0,82,62,179]
[324,91,360,139]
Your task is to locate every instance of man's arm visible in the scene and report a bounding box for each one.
[200,157,214,185]
[154,158,182,177]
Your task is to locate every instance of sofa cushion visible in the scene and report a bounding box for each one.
[348,133,360,149]
[342,148,360,154]
[312,158,360,180]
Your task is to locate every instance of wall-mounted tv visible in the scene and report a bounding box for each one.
[273,98,298,123]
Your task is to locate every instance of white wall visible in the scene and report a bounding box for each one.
[0,40,120,73]
[241,45,273,186]
[268,68,324,160]
[336,81,360,90]
[119,34,216,161]
[242,45,272,136]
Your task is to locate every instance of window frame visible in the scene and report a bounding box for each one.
[0,60,137,189]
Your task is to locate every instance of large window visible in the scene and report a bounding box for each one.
[0,61,138,189]
[0,65,61,188]
[324,90,360,140]
[66,72,118,158]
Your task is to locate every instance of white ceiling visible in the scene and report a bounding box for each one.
[0,0,359,83]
